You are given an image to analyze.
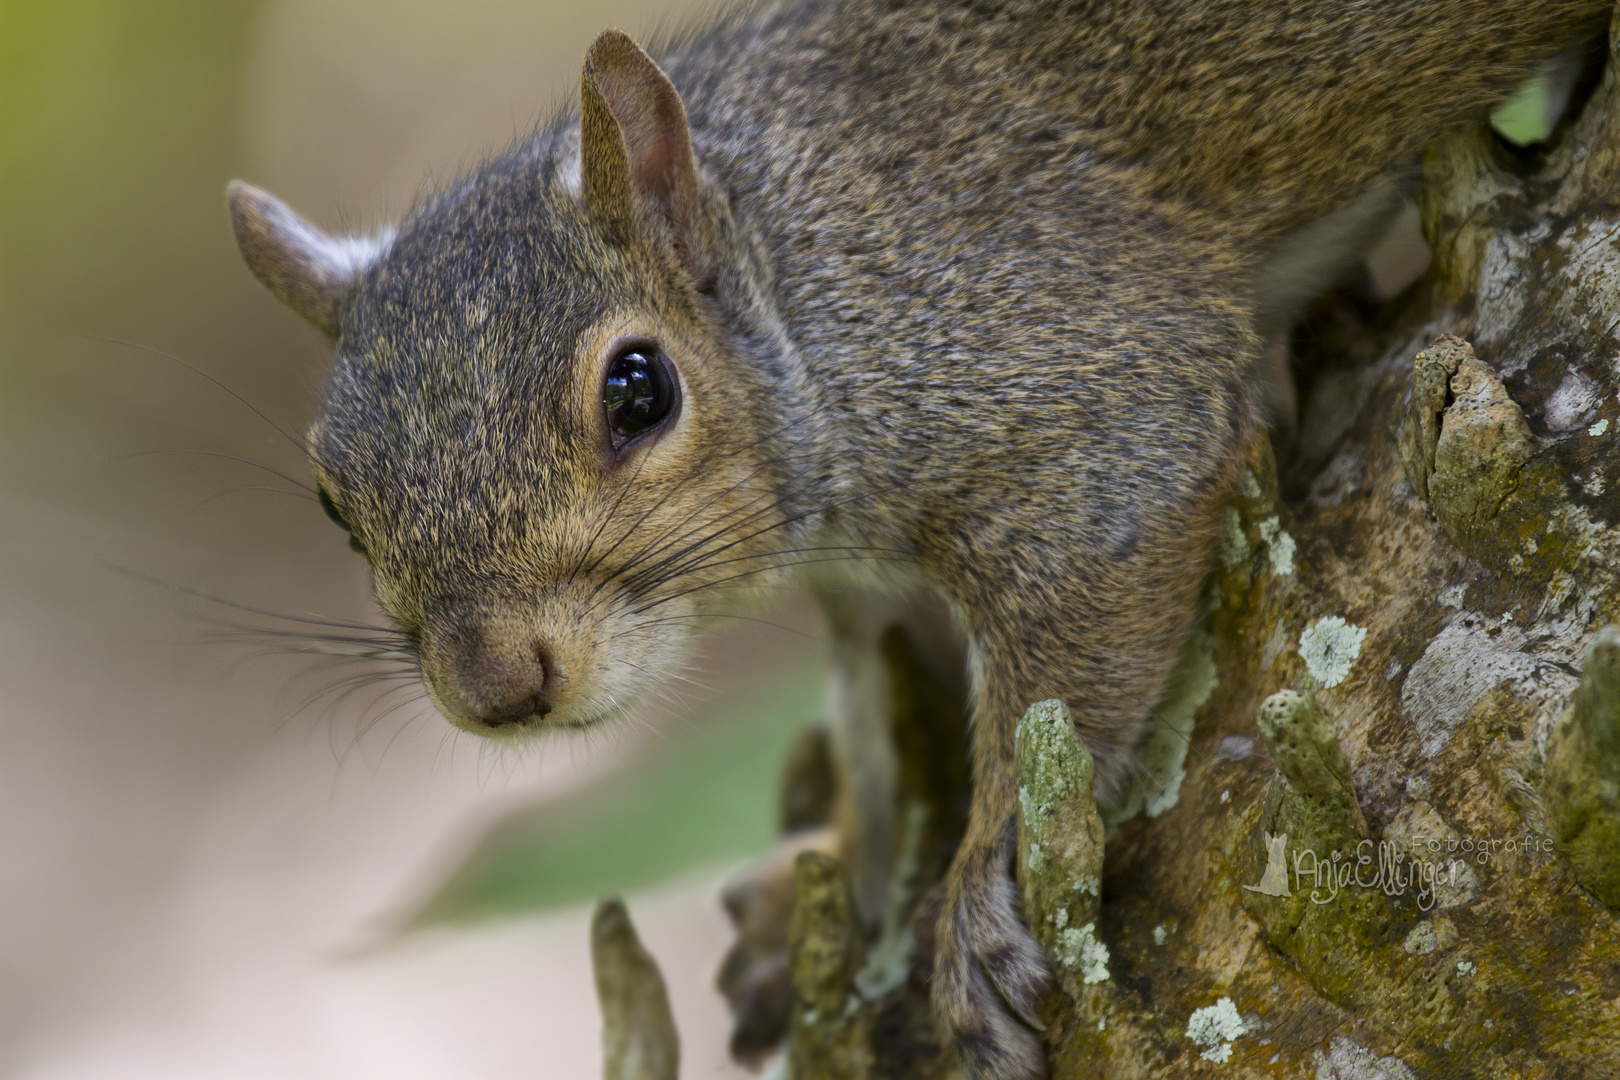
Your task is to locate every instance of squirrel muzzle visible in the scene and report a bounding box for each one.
[419,609,558,732]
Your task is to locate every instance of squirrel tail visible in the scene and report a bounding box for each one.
[1093,0,1613,232]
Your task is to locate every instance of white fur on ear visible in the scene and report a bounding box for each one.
[227,180,393,338]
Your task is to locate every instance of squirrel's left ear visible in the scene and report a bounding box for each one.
[579,29,711,279]
[227,181,393,338]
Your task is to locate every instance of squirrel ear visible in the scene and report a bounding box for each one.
[227,181,391,338]
[579,29,708,274]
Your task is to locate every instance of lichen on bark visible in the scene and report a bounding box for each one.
[787,852,874,1079]
[1014,699,1109,996]
[1543,626,1620,906]
[592,898,681,1080]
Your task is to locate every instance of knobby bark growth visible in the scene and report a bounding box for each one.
[589,19,1620,1078]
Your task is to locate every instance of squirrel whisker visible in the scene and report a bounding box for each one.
[117,449,320,498]
[367,700,442,775]
[583,449,807,595]
[619,612,827,642]
[606,471,901,598]
[109,566,411,639]
[89,334,314,456]
[188,485,320,512]
[625,551,914,618]
[205,626,417,660]
[623,544,907,605]
[574,404,846,592]
[611,488,909,604]
[345,685,438,764]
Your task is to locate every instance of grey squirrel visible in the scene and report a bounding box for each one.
[226,1,1611,1075]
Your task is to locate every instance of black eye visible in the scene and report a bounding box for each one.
[317,486,349,530]
[602,347,676,448]
[318,486,367,555]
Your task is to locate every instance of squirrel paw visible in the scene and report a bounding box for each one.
[716,827,834,1064]
[931,825,1052,1080]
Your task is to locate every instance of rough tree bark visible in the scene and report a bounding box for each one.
[590,20,1620,1078]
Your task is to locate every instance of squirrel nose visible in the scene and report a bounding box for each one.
[447,630,554,728]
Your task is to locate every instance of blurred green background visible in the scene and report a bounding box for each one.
[0,2,822,1078]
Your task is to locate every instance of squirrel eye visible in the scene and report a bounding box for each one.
[318,485,367,555]
[602,347,676,448]
[318,486,350,531]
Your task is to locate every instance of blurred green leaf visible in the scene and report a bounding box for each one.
[1490,73,1554,148]
[398,661,825,928]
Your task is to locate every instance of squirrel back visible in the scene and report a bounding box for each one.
[671,0,1599,233]
[227,2,1610,1076]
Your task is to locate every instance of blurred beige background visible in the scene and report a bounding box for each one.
[0,1,812,1077]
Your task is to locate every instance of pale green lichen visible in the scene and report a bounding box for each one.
[1100,630,1218,830]
[1591,418,1610,436]
[1018,784,1036,823]
[1187,997,1246,1064]
[1457,960,1476,976]
[1140,635,1217,819]
[1152,923,1170,945]
[1054,920,1111,984]
[1016,703,1085,851]
[853,927,914,1001]
[855,804,925,1001]
[1243,469,1263,499]
[1299,616,1367,689]
[1403,921,1438,955]
[1220,506,1250,570]
[1045,894,1108,982]
[1257,516,1296,576]
[1018,785,1048,873]
[1312,1037,1418,1080]
[1016,698,1109,1000]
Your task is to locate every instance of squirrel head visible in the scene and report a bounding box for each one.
[227,30,797,737]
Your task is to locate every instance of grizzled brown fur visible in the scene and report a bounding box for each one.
[228,1,1613,1076]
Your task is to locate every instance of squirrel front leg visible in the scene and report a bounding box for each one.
[931,657,1054,1080]
[928,493,1232,1078]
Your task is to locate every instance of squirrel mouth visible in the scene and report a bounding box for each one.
[472,696,554,731]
